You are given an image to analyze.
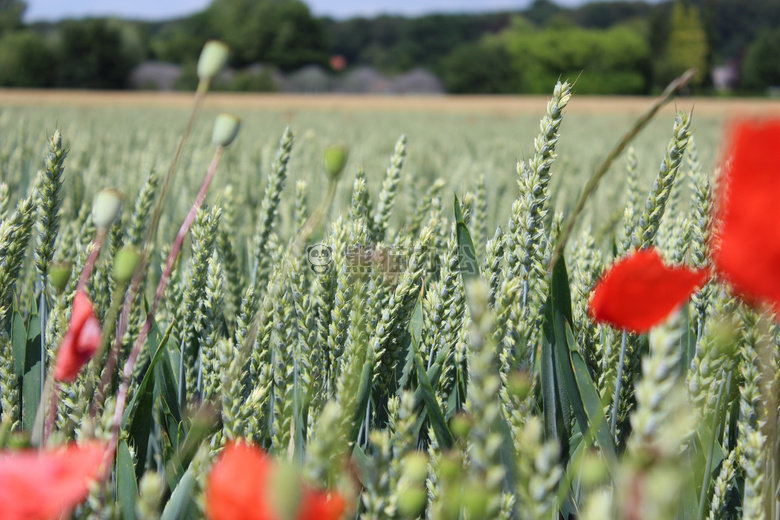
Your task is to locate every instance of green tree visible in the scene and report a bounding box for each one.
[742,27,780,92]
[494,23,651,94]
[438,41,515,94]
[207,0,327,70]
[56,19,135,89]
[0,0,25,37]
[655,2,708,87]
[149,12,214,64]
[0,30,56,87]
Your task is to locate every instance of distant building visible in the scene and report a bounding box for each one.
[338,66,391,93]
[128,61,182,90]
[389,68,445,94]
[128,61,445,94]
[712,62,738,92]
[282,65,331,93]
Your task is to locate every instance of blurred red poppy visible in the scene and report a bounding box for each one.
[588,248,710,333]
[298,489,347,520]
[206,442,345,520]
[54,290,102,382]
[711,119,780,310]
[0,442,106,520]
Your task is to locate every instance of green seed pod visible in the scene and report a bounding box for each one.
[48,262,72,294]
[197,40,230,82]
[92,188,123,230]
[113,246,141,283]
[212,113,241,147]
[323,145,348,180]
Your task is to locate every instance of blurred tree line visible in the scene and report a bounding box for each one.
[0,0,778,94]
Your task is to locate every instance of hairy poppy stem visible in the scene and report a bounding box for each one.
[107,146,224,464]
[87,279,129,421]
[610,330,628,439]
[76,229,107,293]
[36,229,107,447]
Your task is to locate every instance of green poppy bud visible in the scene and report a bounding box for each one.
[113,246,141,283]
[197,40,230,83]
[212,113,241,147]
[323,145,348,180]
[92,189,123,230]
[48,262,72,294]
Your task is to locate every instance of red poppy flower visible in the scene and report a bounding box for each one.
[0,442,106,520]
[206,442,346,520]
[588,248,710,333]
[298,489,347,520]
[54,290,102,383]
[710,119,780,310]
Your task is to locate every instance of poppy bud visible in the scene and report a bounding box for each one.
[92,189,123,230]
[197,40,230,83]
[113,246,141,283]
[323,145,348,180]
[48,262,72,294]
[212,114,241,147]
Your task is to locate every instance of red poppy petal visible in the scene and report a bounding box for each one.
[588,248,710,333]
[205,442,275,520]
[711,119,780,310]
[53,328,80,383]
[77,315,102,356]
[70,291,95,331]
[298,489,346,520]
[54,290,102,383]
[0,442,106,520]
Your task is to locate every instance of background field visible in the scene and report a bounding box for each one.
[3,91,774,252]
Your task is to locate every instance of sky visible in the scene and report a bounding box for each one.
[23,0,620,23]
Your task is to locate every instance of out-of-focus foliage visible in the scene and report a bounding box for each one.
[206,0,328,70]
[0,0,24,36]
[742,27,780,92]
[437,41,516,94]
[654,2,708,87]
[490,21,652,94]
[0,29,56,87]
[55,19,137,89]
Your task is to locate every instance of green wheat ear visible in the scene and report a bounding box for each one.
[35,130,67,278]
[632,110,692,249]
